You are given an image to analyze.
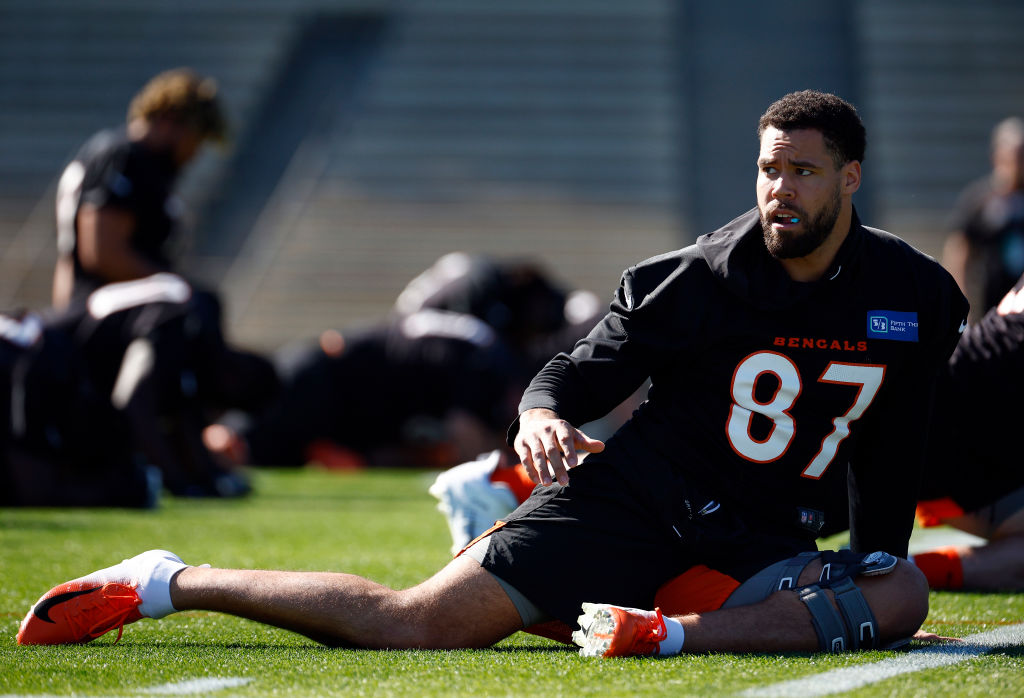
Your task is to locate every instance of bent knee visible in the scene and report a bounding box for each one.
[794,556,928,647]
[860,559,929,642]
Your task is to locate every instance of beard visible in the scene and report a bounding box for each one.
[761,184,842,259]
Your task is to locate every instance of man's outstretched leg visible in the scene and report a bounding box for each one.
[573,554,929,657]
[18,550,523,648]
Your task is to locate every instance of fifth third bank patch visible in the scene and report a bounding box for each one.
[866,310,918,342]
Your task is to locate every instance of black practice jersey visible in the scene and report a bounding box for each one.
[920,273,1024,509]
[395,253,568,349]
[9,274,195,451]
[516,208,968,558]
[250,309,528,465]
[949,177,1024,317]
[369,309,527,434]
[55,129,180,300]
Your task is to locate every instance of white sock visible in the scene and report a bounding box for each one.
[134,550,190,619]
[658,616,685,656]
[85,550,192,619]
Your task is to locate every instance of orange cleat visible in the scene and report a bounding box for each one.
[17,549,189,645]
[572,603,668,657]
[17,580,143,645]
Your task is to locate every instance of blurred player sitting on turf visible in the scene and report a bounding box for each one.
[18,91,967,659]
[0,274,250,506]
[51,67,278,418]
[911,273,1024,591]
[204,309,529,470]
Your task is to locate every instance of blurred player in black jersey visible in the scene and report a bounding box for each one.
[943,117,1024,323]
[205,309,527,470]
[0,274,250,507]
[911,274,1024,591]
[18,91,970,658]
[0,306,161,508]
[395,252,604,374]
[51,67,278,417]
[53,68,224,307]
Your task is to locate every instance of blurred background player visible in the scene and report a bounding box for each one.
[50,67,279,417]
[52,68,224,307]
[395,252,604,375]
[0,274,250,506]
[206,308,527,470]
[912,272,1024,591]
[943,117,1024,323]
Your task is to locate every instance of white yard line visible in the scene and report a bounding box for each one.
[0,677,253,698]
[740,623,1024,697]
[140,677,253,695]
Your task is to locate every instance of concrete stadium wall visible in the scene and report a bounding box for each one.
[0,0,1022,349]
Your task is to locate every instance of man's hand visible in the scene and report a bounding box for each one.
[513,408,605,487]
[912,629,962,643]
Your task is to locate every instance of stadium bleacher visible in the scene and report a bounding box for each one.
[1,0,1024,351]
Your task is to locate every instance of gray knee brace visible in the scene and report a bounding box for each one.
[722,550,898,652]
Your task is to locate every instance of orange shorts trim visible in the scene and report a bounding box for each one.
[915,497,966,528]
[454,520,507,558]
[654,564,741,615]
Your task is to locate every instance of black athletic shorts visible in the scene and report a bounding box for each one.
[477,457,815,625]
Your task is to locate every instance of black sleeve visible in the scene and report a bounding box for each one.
[846,361,937,558]
[79,146,151,215]
[510,259,688,441]
[79,158,125,210]
[847,275,969,558]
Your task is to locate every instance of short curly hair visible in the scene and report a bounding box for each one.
[758,90,866,168]
[127,68,227,143]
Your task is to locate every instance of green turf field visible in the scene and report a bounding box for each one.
[2,468,1022,697]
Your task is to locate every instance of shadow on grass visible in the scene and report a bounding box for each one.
[0,518,92,531]
[117,640,578,654]
[489,645,578,654]
[114,640,331,651]
[254,492,428,507]
[992,646,1024,658]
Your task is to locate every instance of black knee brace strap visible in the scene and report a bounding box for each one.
[798,576,879,651]
[721,551,821,607]
[722,550,897,653]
